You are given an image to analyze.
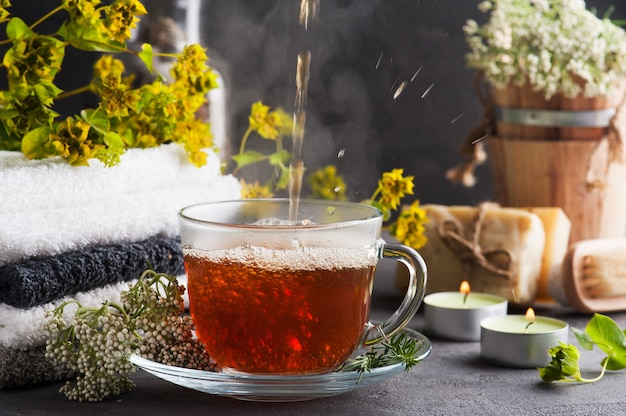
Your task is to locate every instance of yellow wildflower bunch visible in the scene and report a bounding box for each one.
[0,0,219,168]
[232,101,294,196]
[247,101,292,140]
[369,168,415,217]
[240,180,274,199]
[307,165,347,201]
[367,168,428,250]
[389,200,429,250]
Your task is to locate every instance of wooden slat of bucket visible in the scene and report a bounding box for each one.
[488,136,626,244]
[492,84,560,140]
[492,82,626,141]
[560,89,622,140]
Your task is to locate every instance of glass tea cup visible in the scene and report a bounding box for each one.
[178,199,427,375]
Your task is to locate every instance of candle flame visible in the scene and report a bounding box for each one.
[460,281,470,307]
[459,281,471,295]
[524,308,535,332]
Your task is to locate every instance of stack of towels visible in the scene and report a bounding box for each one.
[0,144,241,388]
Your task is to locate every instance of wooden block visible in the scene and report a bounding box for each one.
[417,204,545,305]
[523,207,571,304]
[562,239,626,313]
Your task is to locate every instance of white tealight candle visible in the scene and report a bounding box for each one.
[480,308,569,368]
[423,281,508,341]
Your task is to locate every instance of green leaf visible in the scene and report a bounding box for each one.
[103,131,124,149]
[538,343,581,382]
[59,22,125,53]
[81,109,110,133]
[585,314,626,371]
[68,36,126,53]
[33,82,63,106]
[274,164,290,191]
[573,327,594,350]
[0,120,19,151]
[232,150,267,169]
[138,43,154,73]
[21,126,52,159]
[6,17,31,40]
[268,149,291,166]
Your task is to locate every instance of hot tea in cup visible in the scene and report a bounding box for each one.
[178,199,427,374]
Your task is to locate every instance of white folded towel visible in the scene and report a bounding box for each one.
[0,145,241,265]
[0,181,240,265]
[0,144,229,214]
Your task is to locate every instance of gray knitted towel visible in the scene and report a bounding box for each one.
[0,236,184,308]
[0,344,74,389]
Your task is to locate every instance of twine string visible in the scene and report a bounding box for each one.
[437,203,514,281]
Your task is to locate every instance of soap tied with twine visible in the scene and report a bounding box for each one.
[437,202,515,282]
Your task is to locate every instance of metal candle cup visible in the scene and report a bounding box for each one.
[423,292,508,341]
[480,315,569,368]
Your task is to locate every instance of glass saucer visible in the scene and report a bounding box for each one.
[130,328,431,402]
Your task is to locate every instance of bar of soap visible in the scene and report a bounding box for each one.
[523,207,571,304]
[418,204,545,304]
[562,239,626,313]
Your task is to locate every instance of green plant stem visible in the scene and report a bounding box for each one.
[583,361,608,383]
[276,135,283,154]
[368,188,381,205]
[29,5,65,31]
[56,85,91,100]
[239,127,252,155]
[233,127,254,176]
[562,360,608,384]
[0,5,64,47]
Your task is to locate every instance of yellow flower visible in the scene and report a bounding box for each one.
[49,117,102,166]
[0,0,10,24]
[248,101,292,140]
[4,33,66,87]
[62,0,99,22]
[170,44,216,92]
[272,107,293,137]
[240,180,274,199]
[389,200,429,250]
[174,119,213,167]
[376,168,414,211]
[93,55,126,80]
[104,0,147,43]
[307,165,347,201]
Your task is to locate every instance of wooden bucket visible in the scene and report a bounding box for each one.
[489,82,626,244]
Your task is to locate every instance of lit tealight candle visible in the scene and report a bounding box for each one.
[480,308,569,368]
[423,281,508,341]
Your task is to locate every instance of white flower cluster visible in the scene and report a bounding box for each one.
[135,311,215,371]
[45,271,215,402]
[45,306,139,402]
[464,0,626,99]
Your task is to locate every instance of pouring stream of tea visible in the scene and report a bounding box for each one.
[289,0,319,222]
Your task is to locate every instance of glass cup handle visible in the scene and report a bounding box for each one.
[365,243,428,345]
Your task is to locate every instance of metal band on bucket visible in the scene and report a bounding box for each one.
[494,106,616,127]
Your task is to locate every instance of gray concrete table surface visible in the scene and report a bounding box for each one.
[2,260,626,416]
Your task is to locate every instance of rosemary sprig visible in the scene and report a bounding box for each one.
[339,332,424,381]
